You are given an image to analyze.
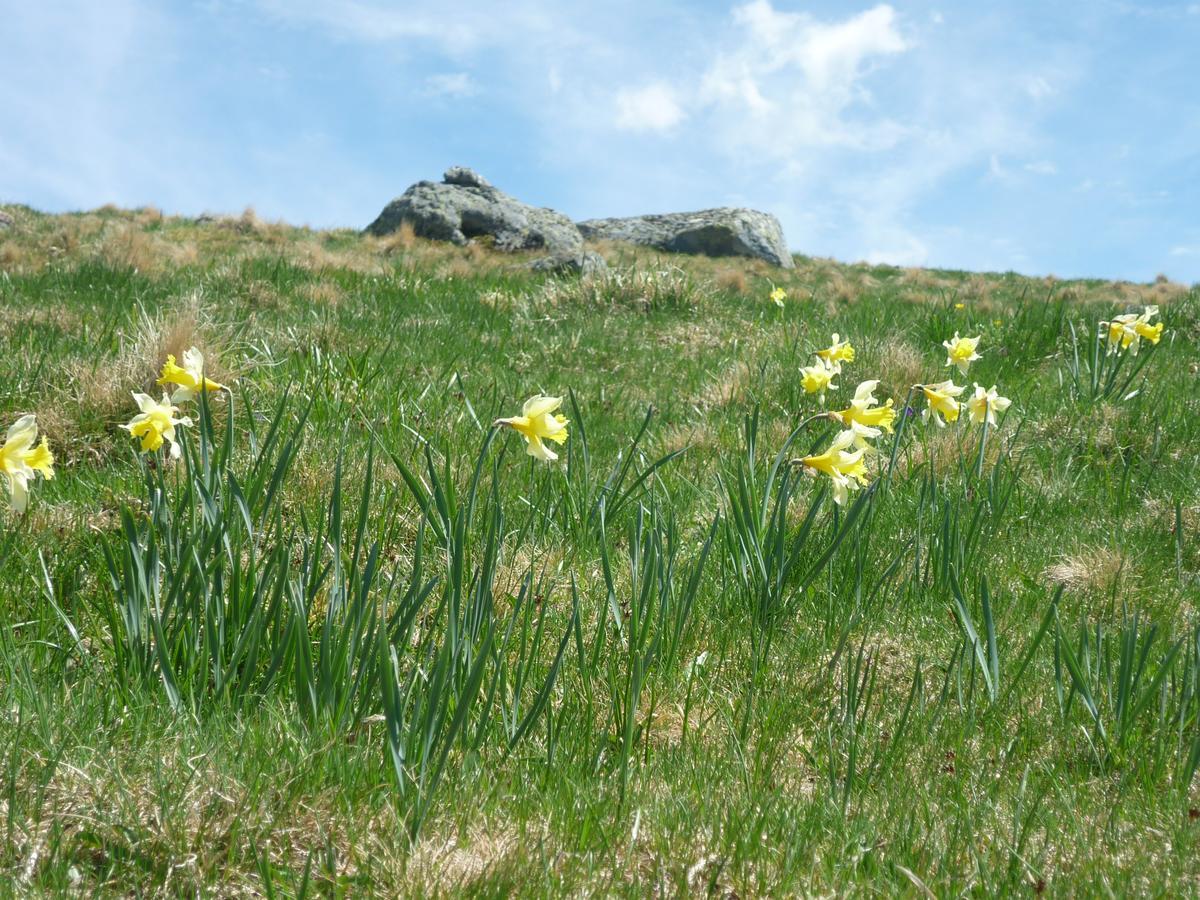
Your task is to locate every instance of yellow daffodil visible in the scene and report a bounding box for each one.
[800,359,838,404]
[799,430,870,506]
[815,333,855,372]
[844,419,883,451]
[123,393,192,458]
[494,395,570,461]
[833,379,897,434]
[919,380,965,427]
[157,347,225,402]
[1103,305,1164,356]
[769,287,787,308]
[967,384,1011,427]
[954,302,965,310]
[1,415,55,513]
[943,332,982,376]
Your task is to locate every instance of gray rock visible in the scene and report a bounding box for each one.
[0,211,13,229]
[577,208,793,268]
[528,249,607,277]
[442,166,490,189]
[365,168,582,253]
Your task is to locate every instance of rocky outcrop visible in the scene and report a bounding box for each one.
[527,249,607,277]
[365,167,582,253]
[577,208,793,268]
[0,211,13,229]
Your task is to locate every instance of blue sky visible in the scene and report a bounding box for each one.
[2,1,1198,282]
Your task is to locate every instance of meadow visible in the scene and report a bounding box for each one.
[0,202,1198,896]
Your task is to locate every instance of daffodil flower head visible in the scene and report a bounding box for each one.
[800,429,870,506]
[124,392,192,458]
[815,333,855,371]
[1,415,55,513]
[943,332,982,376]
[769,287,786,308]
[967,384,1011,427]
[494,395,570,462]
[157,347,225,402]
[834,379,897,434]
[1102,306,1164,356]
[919,380,965,427]
[800,359,838,404]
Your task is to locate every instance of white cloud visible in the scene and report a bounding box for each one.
[1024,75,1054,99]
[424,72,477,98]
[614,83,685,132]
[865,233,929,267]
[1169,245,1199,257]
[695,3,909,152]
[1024,159,1057,175]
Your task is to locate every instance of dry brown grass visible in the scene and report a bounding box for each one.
[714,265,748,295]
[67,295,234,432]
[875,338,928,399]
[299,280,345,308]
[657,422,719,457]
[1043,546,1129,595]
[697,361,752,409]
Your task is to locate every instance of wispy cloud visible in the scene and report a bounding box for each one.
[614,83,686,132]
[424,72,477,99]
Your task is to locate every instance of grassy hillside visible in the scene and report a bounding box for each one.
[1,203,1198,896]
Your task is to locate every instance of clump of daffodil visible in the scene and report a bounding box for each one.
[800,359,838,404]
[967,384,1011,427]
[918,380,965,427]
[832,380,897,434]
[494,395,570,461]
[798,430,869,506]
[157,346,225,402]
[1102,305,1165,356]
[815,333,855,372]
[769,287,787,308]
[1,415,55,514]
[943,332,982,376]
[123,393,192,458]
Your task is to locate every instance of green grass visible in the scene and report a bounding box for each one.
[1,203,1199,895]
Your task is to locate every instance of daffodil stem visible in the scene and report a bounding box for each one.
[974,419,989,480]
[883,385,919,487]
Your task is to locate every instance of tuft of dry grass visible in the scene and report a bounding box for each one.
[875,338,929,399]
[698,361,752,409]
[1043,546,1128,595]
[714,265,748,295]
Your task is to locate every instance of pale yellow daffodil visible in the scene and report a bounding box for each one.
[494,395,570,461]
[800,359,838,404]
[157,347,225,402]
[833,379,897,434]
[943,332,982,376]
[1102,305,1164,356]
[769,287,787,308]
[967,384,1011,427]
[799,430,870,506]
[815,333,855,372]
[124,393,192,458]
[919,380,965,427]
[843,419,883,451]
[1,415,55,513]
